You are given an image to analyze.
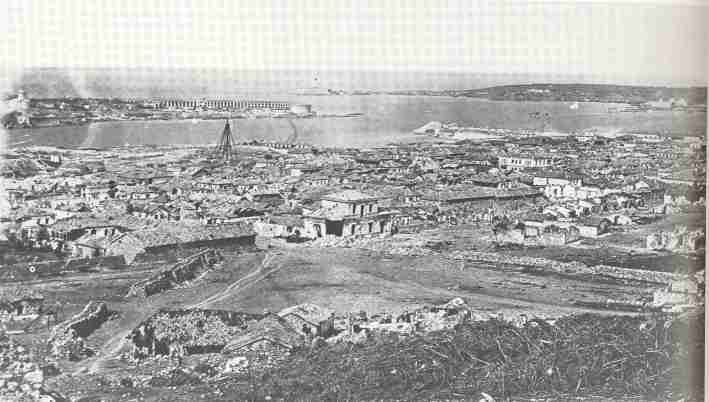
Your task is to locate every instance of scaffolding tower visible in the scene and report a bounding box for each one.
[215,120,235,161]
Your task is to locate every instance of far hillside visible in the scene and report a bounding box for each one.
[460,84,708,105]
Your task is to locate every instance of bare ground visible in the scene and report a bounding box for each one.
[2,229,677,400]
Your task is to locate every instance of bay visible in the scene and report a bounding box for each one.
[7,95,706,149]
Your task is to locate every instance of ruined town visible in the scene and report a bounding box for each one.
[1,100,706,400]
[2,1,708,401]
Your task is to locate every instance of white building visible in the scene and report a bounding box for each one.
[498,155,553,171]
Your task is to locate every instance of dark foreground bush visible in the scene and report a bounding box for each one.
[221,312,704,401]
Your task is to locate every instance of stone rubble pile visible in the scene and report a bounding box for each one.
[48,301,111,361]
[645,227,705,253]
[0,337,63,401]
[48,328,94,361]
[308,234,394,249]
[327,298,555,346]
[310,234,434,256]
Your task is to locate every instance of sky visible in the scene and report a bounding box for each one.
[1,0,708,90]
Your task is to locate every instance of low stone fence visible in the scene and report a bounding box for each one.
[48,301,111,360]
[127,249,222,298]
[586,264,679,285]
[50,301,110,339]
[449,250,685,286]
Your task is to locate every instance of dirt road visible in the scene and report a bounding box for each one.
[79,252,281,374]
[188,251,284,309]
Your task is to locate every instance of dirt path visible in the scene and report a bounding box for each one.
[82,328,133,374]
[188,251,284,309]
[78,252,282,374]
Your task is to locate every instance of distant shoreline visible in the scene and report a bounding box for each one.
[4,112,365,131]
[316,83,708,106]
[6,94,705,150]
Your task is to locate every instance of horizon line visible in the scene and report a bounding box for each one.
[3,66,708,91]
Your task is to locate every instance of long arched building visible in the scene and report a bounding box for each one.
[154,99,291,111]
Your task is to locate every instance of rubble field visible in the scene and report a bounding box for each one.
[0,251,265,376]
[1,240,701,400]
[351,219,704,274]
[40,312,704,402]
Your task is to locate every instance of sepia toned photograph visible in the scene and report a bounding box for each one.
[0,1,706,400]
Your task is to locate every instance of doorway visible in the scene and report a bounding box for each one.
[325,220,343,236]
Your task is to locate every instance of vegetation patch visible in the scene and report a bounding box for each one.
[223,312,703,401]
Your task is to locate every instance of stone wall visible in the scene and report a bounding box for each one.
[143,235,256,260]
[51,301,110,339]
[495,229,577,247]
[129,309,262,357]
[449,250,685,286]
[127,249,222,297]
[48,301,111,360]
[253,222,315,239]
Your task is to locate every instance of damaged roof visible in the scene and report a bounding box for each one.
[51,214,148,232]
[322,190,380,203]
[269,214,305,227]
[124,222,256,249]
[223,313,304,353]
[278,303,333,325]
